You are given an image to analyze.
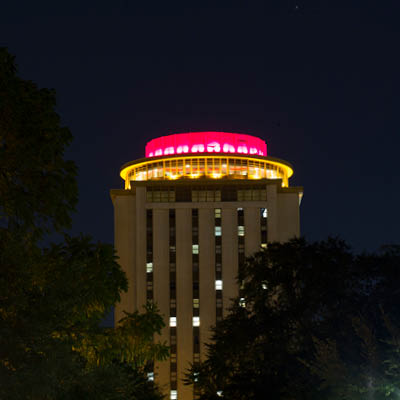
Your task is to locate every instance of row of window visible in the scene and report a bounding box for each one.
[146,186,269,203]
[147,207,267,399]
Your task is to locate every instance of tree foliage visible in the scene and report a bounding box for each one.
[0,48,77,235]
[188,238,400,399]
[0,48,167,399]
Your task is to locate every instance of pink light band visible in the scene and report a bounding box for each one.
[145,132,267,158]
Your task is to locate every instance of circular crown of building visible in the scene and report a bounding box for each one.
[120,131,293,189]
[145,131,267,157]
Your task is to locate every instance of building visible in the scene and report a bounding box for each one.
[111,131,303,400]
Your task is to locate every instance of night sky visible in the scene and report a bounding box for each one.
[1,1,400,253]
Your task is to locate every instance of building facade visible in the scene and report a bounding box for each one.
[111,132,303,400]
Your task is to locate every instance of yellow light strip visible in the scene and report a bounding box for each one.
[120,155,293,187]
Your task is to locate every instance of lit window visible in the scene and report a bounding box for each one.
[146,262,153,273]
[193,298,199,308]
[261,243,267,249]
[170,390,178,400]
[239,297,246,308]
[237,207,243,211]
[207,142,221,152]
[215,208,221,218]
[262,282,267,290]
[164,146,175,155]
[193,316,200,327]
[238,226,245,236]
[194,372,199,382]
[191,144,205,153]
[261,208,267,218]
[192,244,199,254]
[170,245,176,253]
[215,226,222,236]
[147,372,154,381]
[170,317,177,327]
[215,280,223,290]
[217,391,223,397]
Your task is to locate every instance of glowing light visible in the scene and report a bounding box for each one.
[192,144,205,153]
[145,132,267,157]
[120,155,293,187]
[207,142,221,152]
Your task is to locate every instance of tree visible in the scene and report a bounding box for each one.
[187,238,400,399]
[0,48,167,399]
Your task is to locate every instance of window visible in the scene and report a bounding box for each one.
[215,208,221,218]
[261,243,267,249]
[261,207,268,218]
[215,280,223,290]
[146,262,153,273]
[238,226,245,236]
[215,226,222,236]
[170,317,177,327]
[192,244,199,254]
[193,316,200,327]
[170,390,178,400]
[193,298,199,308]
[147,372,154,381]
[239,297,246,308]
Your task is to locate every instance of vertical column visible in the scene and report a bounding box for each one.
[113,193,136,323]
[153,209,170,392]
[176,208,193,400]
[266,184,278,242]
[222,208,238,317]
[260,207,268,248]
[277,192,301,242]
[135,186,147,309]
[199,208,215,357]
[169,210,178,398]
[244,207,260,256]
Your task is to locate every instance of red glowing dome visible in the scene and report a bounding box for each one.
[145,132,267,158]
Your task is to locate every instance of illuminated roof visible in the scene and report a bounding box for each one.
[120,131,294,190]
[145,132,267,158]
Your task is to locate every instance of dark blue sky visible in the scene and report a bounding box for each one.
[1,1,399,253]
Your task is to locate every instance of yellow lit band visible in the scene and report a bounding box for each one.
[120,155,293,189]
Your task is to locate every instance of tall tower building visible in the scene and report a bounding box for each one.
[111,132,303,400]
